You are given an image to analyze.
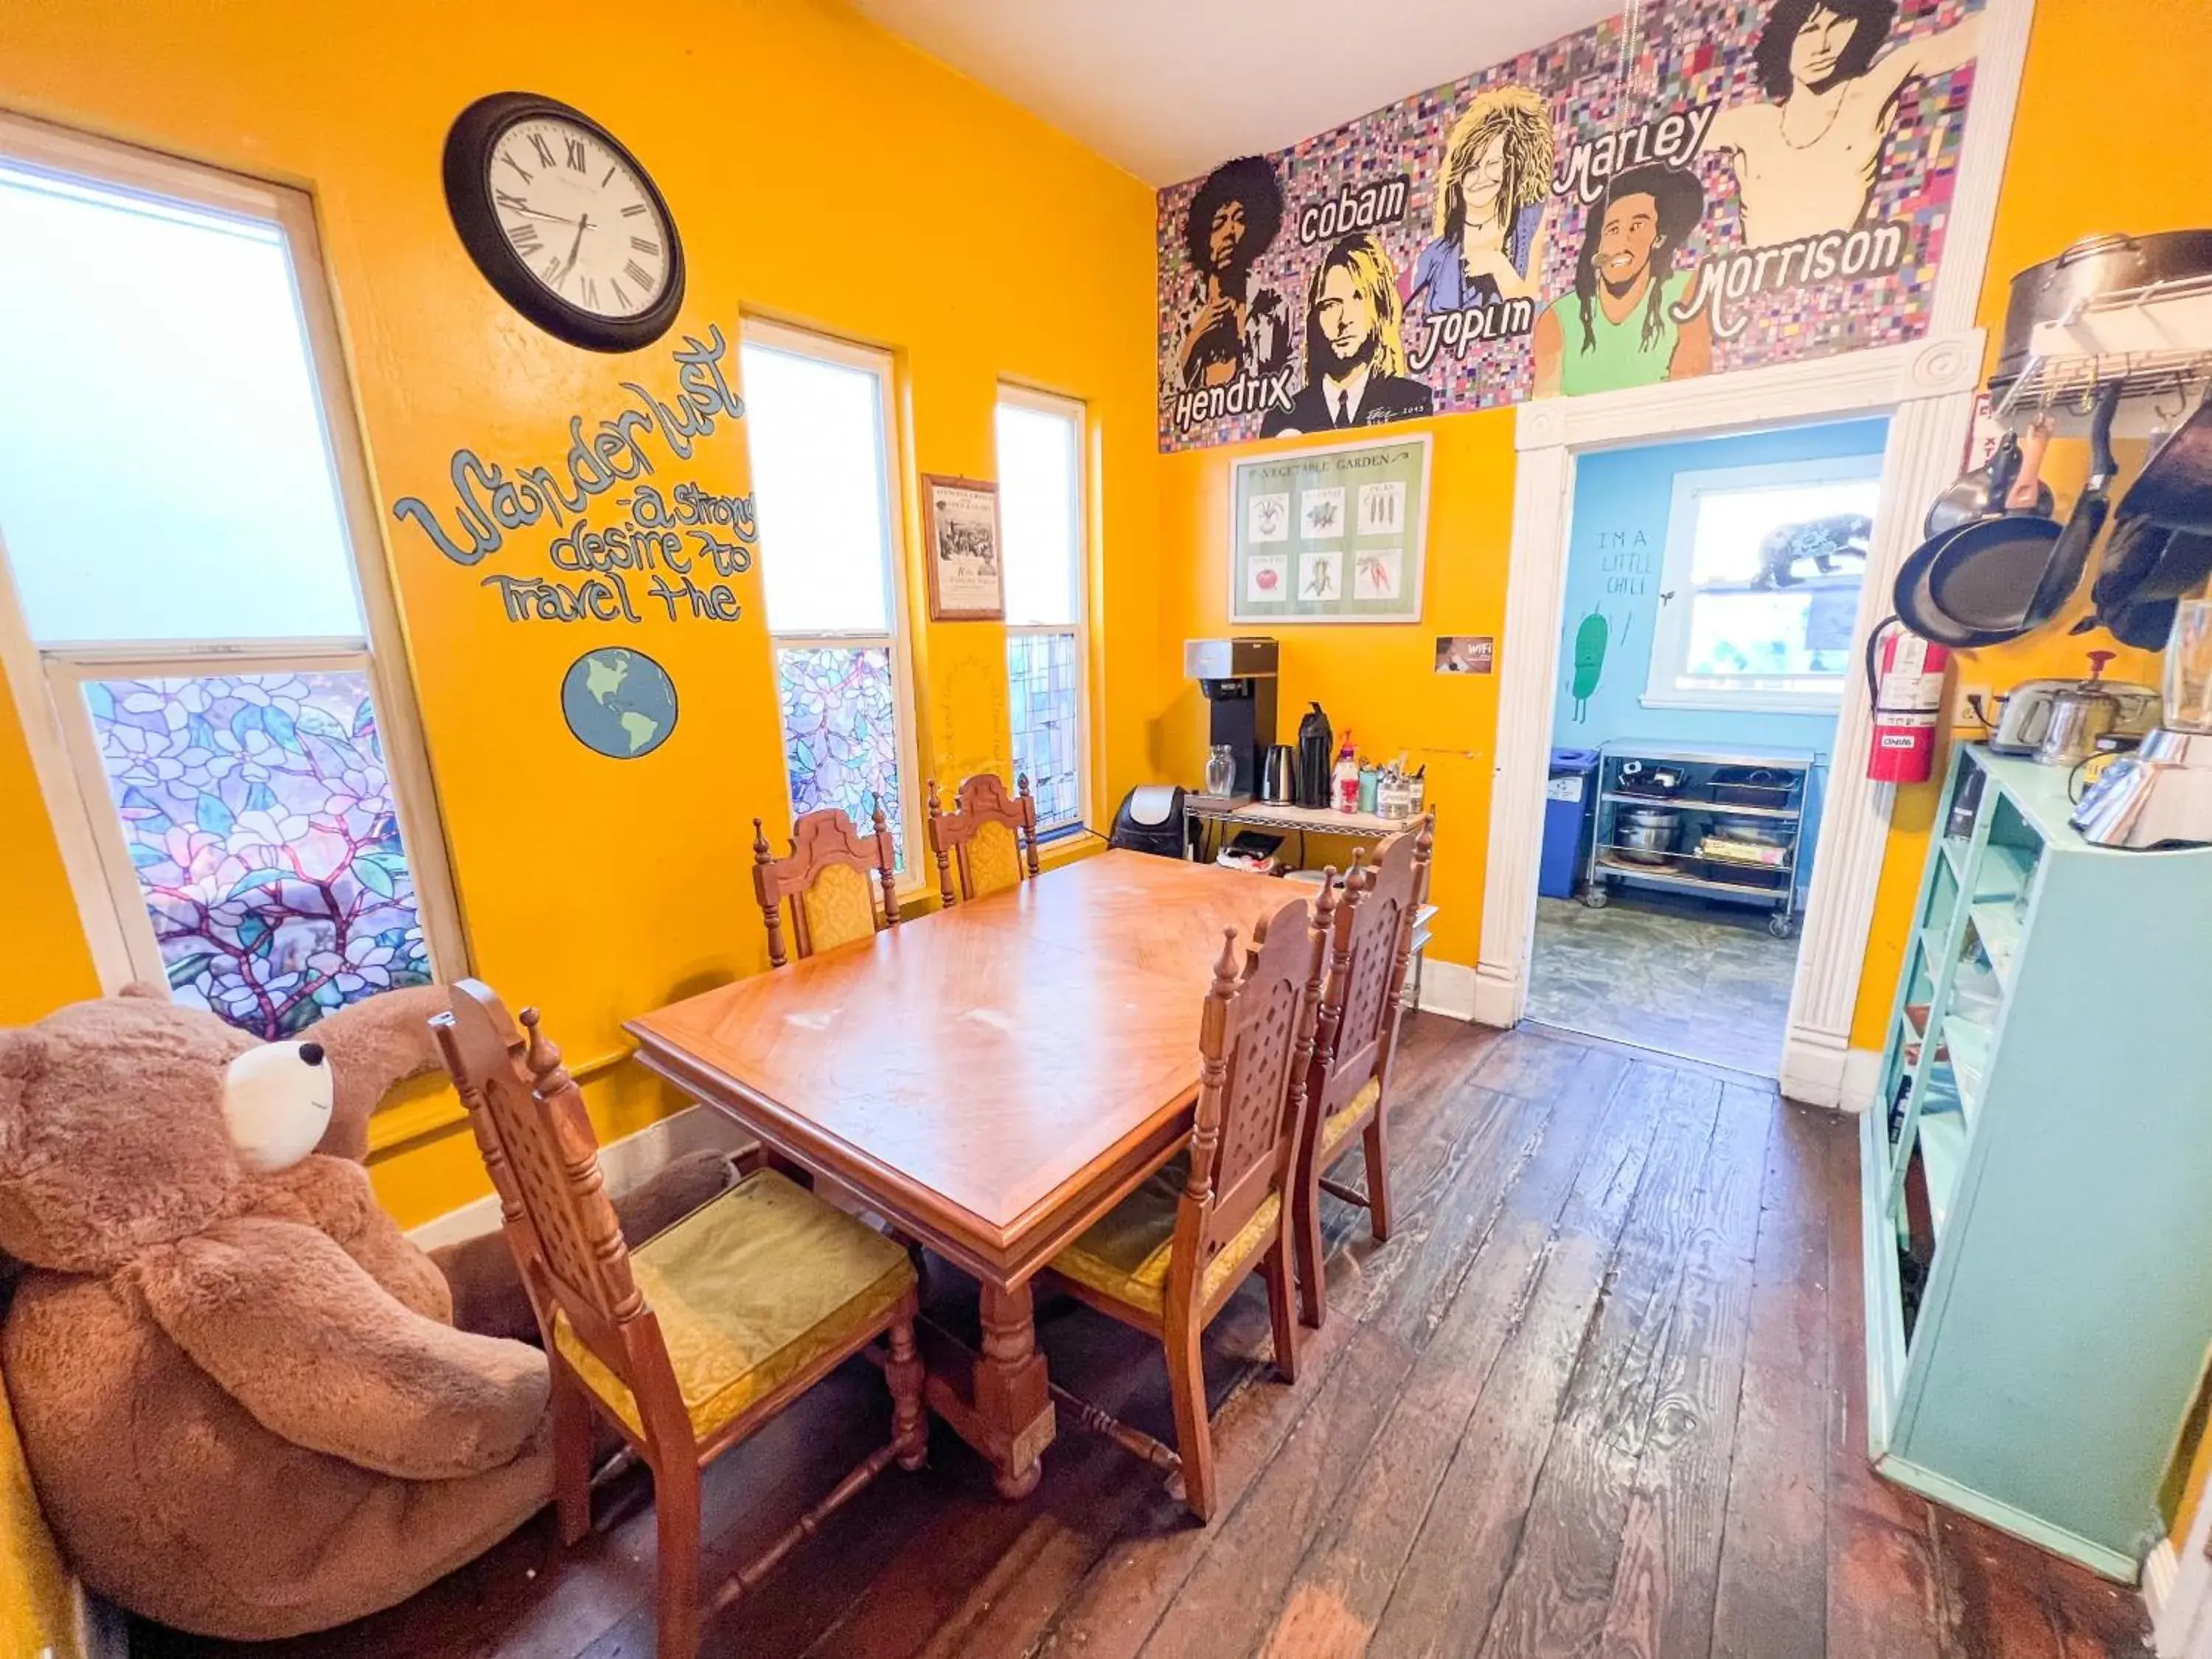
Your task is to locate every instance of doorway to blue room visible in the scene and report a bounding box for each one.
[1529,415,1890,1077]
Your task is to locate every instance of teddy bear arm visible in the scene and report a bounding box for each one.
[131,1216,549,1482]
[245,1156,453,1324]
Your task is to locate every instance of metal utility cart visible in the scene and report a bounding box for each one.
[1581,740,1818,939]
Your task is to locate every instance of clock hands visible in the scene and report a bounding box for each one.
[560,213,592,284]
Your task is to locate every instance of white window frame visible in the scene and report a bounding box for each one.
[742,317,925,886]
[0,112,465,998]
[996,382,1092,838]
[1642,451,1885,716]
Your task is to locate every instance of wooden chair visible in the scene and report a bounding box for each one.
[925,771,1040,905]
[1291,814,1434,1329]
[1040,892,1329,1520]
[431,980,926,1659]
[751,805,900,967]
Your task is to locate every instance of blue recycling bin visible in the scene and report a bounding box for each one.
[1540,747,1601,900]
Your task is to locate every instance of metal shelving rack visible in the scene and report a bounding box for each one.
[1579,740,1818,938]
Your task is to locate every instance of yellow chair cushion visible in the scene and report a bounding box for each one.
[1317,1077,1383,1164]
[553,1171,914,1444]
[965,819,1023,897]
[799,860,878,955]
[1052,1154,1282,1315]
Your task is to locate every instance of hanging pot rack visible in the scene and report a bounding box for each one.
[1991,273,2212,438]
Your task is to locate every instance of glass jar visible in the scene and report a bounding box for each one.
[1205,744,1236,796]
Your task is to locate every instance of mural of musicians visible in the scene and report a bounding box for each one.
[1175,155,1288,392]
[1405,83,1557,314]
[1262,232,1436,437]
[1532,163,1712,397]
[1706,0,1981,247]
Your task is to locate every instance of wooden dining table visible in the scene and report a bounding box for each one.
[625,849,1303,1498]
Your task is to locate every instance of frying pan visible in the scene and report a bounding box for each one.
[2118,390,2212,532]
[1893,422,2053,646]
[1924,429,2053,538]
[2094,526,2212,649]
[2020,383,2124,629]
[1926,420,2065,634]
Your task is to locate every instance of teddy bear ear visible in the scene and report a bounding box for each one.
[117,981,167,1001]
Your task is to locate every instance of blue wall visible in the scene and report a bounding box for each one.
[1550,417,1891,877]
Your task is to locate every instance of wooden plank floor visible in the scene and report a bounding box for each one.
[136,1018,2154,1658]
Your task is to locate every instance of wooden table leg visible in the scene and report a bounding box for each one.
[914,1287,1057,1499]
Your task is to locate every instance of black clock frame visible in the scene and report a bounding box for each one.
[442,91,687,354]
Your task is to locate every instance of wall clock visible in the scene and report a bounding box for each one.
[442,91,686,353]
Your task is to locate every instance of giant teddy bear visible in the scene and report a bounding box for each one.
[0,984,733,1641]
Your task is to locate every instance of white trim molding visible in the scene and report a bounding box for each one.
[1479,329,1986,1106]
[1413,955,1480,1023]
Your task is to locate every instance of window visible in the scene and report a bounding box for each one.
[1644,453,1883,712]
[742,321,919,869]
[0,121,460,1038]
[996,387,1088,834]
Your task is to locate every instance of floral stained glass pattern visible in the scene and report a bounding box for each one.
[1008,630,1082,830]
[776,644,904,866]
[84,669,431,1040]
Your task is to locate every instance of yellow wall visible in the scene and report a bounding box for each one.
[1152,414,1517,964]
[0,0,1158,1223]
[1847,0,2212,1047]
[0,1370,77,1659]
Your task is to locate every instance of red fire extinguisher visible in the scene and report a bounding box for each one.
[1864,617,1951,785]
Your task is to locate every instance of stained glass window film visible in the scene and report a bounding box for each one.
[1008,630,1083,831]
[775,644,904,866]
[83,669,431,1038]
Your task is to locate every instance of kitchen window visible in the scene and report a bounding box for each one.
[0,117,462,1039]
[1644,454,1884,713]
[742,320,922,870]
[995,386,1089,835]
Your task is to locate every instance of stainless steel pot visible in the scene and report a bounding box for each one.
[1992,232,2212,391]
[1615,806,1681,863]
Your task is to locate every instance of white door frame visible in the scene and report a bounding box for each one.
[1475,0,2034,1107]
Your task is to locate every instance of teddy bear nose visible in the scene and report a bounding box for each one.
[298,1042,326,1068]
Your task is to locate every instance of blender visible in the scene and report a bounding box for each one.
[2070,588,2212,847]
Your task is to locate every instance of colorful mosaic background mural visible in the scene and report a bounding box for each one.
[1157,0,1982,452]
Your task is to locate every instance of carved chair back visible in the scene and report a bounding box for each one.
[925,772,1040,905]
[433,980,685,1441]
[1310,815,1434,1123]
[751,806,900,967]
[1172,892,1329,1288]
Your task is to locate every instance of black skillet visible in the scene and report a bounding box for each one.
[2119,389,2212,532]
[1924,411,2079,635]
[1892,422,2049,647]
[2020,382,2124,629]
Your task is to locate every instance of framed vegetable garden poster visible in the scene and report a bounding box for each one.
[1228,432,1430,624]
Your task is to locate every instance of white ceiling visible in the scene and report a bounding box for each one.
[852,0,1623,187]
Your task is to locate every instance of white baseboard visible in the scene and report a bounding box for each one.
[1416,956,1481,1022]
[1841,1047,1885,1113]
[406,1104,751,1251]
[2147,1536,2179,1624]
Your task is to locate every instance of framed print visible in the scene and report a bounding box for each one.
[920,473,1004,621]
[1230,433,1430,624]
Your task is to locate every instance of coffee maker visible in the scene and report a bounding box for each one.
[1186,636,1279,799]
[2071,593,2212,848]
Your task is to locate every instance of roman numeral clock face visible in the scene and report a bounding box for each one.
[444,94,686,352]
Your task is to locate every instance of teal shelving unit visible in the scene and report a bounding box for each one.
[1865,745,2212,1581]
